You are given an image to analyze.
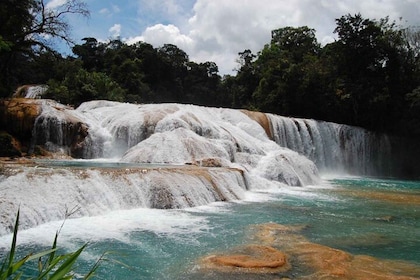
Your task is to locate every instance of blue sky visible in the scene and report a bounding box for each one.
[48,0,420,75]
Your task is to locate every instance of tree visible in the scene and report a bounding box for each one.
[154,44,189,102]
[271,26,320,62]
[0,0,89,96]
[329,13,415,131]
[230,49,259,108]
[72,37,105,71]
[252,26,322,116]
[46,63,125,106]
[184,61,221,106]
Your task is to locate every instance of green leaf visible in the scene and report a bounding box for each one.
[48,244,87,280]
[46,233,59,268]
[0,210,20,280]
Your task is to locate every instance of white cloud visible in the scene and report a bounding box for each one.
[122,0,420,74]
[111,4,121,14]
[46,0,67,9]
[99,4,121,17]
[109,24,122,37]
[127,24,194,52]
[99,8,109,15]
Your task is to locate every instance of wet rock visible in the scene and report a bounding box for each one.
[0,131,22,157]
[192,157,229,167]
[241,110,273,139]
[252,223,420,280]
[0,98,89,157]
[0,98,42,142]
[202,245,290,273]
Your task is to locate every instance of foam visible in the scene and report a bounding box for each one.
[0,208,209,249]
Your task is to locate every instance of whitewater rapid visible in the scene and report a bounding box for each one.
[1,101,325,233]
[0,100,394,234]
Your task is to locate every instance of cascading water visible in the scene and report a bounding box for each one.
[267,114,392,176]
[0,165,248,235]
[1,100,320,233]
[0,99,403,234]
[1,100,419,279]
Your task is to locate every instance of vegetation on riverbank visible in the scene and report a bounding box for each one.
[1,1,420,137]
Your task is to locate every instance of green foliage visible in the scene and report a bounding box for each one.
[402,87,420,135]
[0,0,89,97]
[271,26,320,61]
[0,36,13,52]
[46,68,126,106]
[2,2,420,137]
[326,14,415,131]
[251,26,324,117]
[0,211,97,280]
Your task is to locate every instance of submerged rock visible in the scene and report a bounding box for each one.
[194,223,420,279]
[202,245,290,272]
[252,223,420,279]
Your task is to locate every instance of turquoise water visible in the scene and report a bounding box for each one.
[1,176,419,279]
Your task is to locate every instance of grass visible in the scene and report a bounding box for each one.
[0,210,98,280]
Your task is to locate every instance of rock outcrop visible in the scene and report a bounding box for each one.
[0,98,42,143]
[241,109,273,139]
[0,98,88,157]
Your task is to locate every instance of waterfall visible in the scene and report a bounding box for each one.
[267,114,392,176]
[29,100,88,156]
[27,100,393,177]
[1,100,402,234]
[1,100,323,233]
[0,165,248,235]
[13,85,48,99]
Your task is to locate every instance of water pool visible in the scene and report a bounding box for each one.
[1,176,419,279]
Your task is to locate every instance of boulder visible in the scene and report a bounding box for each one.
[0,98,89,157]
[0,98,42,142]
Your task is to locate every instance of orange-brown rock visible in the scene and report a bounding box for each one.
[252,223,420,280]
[337,189,420,206]
[0,98,42,141]
[241,109,273,139]
[0,98,89,157]
[193,157,224,167]
[202,245,290,273]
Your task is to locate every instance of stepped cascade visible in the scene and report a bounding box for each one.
[0,99,399,233]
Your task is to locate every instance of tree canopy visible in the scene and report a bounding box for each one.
[1,5,420,137]
[0,0,89,96]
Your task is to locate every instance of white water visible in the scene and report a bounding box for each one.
[1,100,391,233]
[0,165,248,235]
[13,85,48,99]
[268,115,392,175]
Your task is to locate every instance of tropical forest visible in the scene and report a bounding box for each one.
[1,0,420,138]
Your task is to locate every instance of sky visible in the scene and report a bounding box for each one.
[48,0,420,75]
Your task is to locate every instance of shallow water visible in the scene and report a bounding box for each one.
[0,176,419,279]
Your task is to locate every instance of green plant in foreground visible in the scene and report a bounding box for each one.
[0,210,98,280]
